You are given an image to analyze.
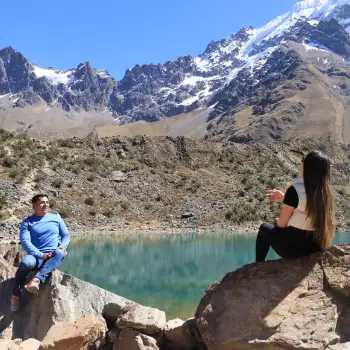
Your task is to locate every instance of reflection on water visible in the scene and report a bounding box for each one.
[61,232,350,319]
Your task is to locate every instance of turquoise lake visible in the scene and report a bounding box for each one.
[60,232,350,319]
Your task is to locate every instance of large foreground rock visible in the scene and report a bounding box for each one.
[195,244,350,350]
[0,256,133,341]
[116,304,166,335]
[164,318,197,349]
[115,328,159,350]
[39,316,106,350]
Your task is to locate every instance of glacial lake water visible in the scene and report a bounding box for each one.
[60,231,350,319]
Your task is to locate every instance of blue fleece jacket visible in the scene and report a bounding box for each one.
[20,213,70,258]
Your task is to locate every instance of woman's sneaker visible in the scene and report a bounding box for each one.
[11,295,20,312]
[24,278,40,294]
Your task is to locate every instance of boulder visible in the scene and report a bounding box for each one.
[20,338,42,350]
[116,304,166,335]
[195,244,350,350]
[164,318,196,349]
[0,257,133,341]
[111,170,127,182]
[0,339,21,350]
[106,327,122,344]
[114,328,159,350]
[39,316,106,350]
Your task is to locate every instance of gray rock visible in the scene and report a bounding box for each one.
[39,316,106,350]
[181,213,193,219]
[116,304,166,335]
[111,171,127,183]
[114,328,159,350]
[195,245,350,350]
[0,58,9,94]
[107,327,121,344]
[164,319,196,349]
[0,257,133,341]
[19,338,41,350]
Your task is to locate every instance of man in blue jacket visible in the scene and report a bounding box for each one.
[11,193,70,312]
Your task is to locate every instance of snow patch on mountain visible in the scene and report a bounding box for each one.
[33,66,75,85]
[241,0,349,56]
[293,0,349,18]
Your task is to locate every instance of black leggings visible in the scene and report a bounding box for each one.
[256,223,320,262]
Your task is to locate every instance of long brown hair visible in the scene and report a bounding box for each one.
[303,151,335,249]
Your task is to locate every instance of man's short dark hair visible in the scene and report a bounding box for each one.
[31,194,49,205]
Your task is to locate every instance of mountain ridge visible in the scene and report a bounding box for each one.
[0,0,349,141]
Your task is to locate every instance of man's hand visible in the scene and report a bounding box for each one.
[266,189,285,202]
[58,246,68,256]
[43,252,53,261]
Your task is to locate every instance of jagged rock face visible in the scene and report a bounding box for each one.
[62,62,115,112]
[0,48,115,112]
[0,58,9,94]
[0,0,350,142]
[195,244,350,350]
[31,77,58,105]
[109,30,250,123]
[0,47,34,94]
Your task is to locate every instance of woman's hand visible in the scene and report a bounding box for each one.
[266,189,285,202]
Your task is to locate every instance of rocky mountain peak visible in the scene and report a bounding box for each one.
[0,0,349,142]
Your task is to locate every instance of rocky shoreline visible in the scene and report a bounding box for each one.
[0,218,260,245]
[1,243,350,349]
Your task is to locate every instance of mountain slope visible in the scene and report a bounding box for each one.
[0,0,349,141]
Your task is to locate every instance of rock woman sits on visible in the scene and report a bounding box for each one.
[256,150,335,262]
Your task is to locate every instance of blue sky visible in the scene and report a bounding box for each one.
[1,0,297,79]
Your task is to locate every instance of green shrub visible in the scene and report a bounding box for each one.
[85,197,95,206]
[120,200,130,211]
[57,206,72,218]
[103,209,114,218]
[0,211,11,220]
[225,200,258,224]
[2,156,15,168]
[87,174,95,182]
[188,179,201,193]
[8,167,22,179]
[144,202,153,210]
[0,193,7,210]
[52,178,63,189]
[34,173,46,183]
[89,209,97,216]
[84,156,103,170]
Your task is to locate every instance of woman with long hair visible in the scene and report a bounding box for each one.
[256,150,335,262]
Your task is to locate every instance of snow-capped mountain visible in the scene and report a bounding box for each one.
[0,0,349,141]
[0,47,115,112]
[109,0,350,126]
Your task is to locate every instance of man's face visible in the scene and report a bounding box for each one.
[33,196,50,216]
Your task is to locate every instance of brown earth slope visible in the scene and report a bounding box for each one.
[0,130,349,237]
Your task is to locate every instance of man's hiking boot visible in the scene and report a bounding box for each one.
[24,278,40,294]
[11,295,20,312]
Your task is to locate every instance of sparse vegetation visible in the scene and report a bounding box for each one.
[57,206,72,219]
[0,193,7,210]
[103,209,114,218]
[0,211,11,220]
[2,156,15,168]
[85,197,95,206]
[52,178,63,189]
[0,132,348,230]
[120,200,130,211]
